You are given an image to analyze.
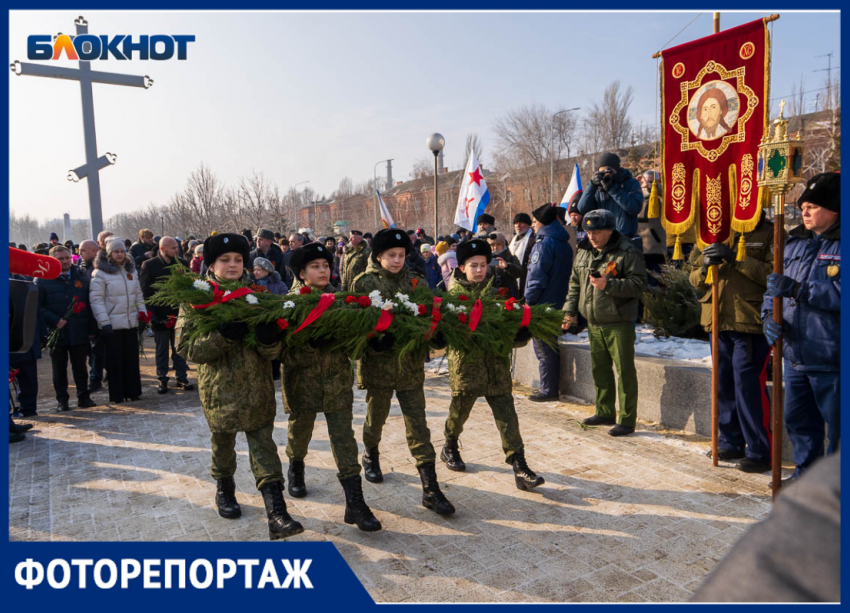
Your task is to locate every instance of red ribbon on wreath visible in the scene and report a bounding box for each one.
[468,299,483,332]
[368,309,394,338]
[424,296,442,340]
[520,304,532,328]
[292,293,335,335]
[191,281,255,310]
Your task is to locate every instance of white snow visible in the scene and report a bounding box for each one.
[424,356,450,375]
[561,324,711,365]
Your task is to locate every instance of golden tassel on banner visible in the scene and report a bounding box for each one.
[648,179,660,218]
[673,235,683,260]
[736,234,747,261]
[705,264,715,284]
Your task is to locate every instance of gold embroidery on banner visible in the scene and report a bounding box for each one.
[740,42,755,60]
[672,62,685,78]
[671,163,687,214]
[669,60,758,162]
[706,174,723,236]
[739,154,754,209]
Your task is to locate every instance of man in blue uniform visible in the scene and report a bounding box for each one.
[524,202,573,401]
[763,172,840,487]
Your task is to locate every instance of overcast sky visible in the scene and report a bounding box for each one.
[8,10,841,223]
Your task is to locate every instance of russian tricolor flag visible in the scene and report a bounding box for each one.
[376,189,396,229]
[559,162,582,208]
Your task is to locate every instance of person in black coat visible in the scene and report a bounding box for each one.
[248,228,284,273]
[35,245,98,411]
[140,236,194,395]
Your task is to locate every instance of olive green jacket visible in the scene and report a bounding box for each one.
[563,232,648,326]
[176,273,282,433]
[281,280,354,414]
[351,259,428,391]
[446,269,520,397]
[688,217,774,335]
[341,242,371,291]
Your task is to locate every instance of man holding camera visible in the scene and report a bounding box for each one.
[577,153,644,249]
[562,210,647,436]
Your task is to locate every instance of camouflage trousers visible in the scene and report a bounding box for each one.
[445,393,524,463]
[285,411,360,480]
[209,424,283,490]
[362,387,436,467]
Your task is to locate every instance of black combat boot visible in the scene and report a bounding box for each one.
[339,475,382,532]
[287,460,307,498]
[215,476,242,519]
[260,481,304,540]
[417,463,455,516]
[440,437,466,472]
[157,378,168,394]
[511,449,545,491]
[362,447,383,483]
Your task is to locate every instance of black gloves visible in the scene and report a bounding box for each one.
[702,242,735,266]
[100,324,113,339]
[430,331,447,350]
[219,321,249,341]
[254,321,280,346]
[370,332,395,353]
[515,327,532,343]
[307,335,334,350]
[591,171,605,186]
[600,173,616,191]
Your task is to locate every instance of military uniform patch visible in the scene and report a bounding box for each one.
[531,251,540,264]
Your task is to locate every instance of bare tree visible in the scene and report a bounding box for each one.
[465,132,484,164]
[585,81,635,150]
[411,157,433,180]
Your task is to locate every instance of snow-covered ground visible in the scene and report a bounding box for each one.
[562,324,711,366]
[424,356,450,375]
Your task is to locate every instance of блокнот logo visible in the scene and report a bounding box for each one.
[28,34,195,61]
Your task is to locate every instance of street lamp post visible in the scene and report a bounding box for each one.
[290,180,309,234]
[373,159,394,231]
[427,133,445,236]
[549,108,581,202]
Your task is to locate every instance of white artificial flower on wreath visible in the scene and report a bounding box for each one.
[282,300,296,310]
[193,279,211,291]
[395,292,410,302]
[457,305,468,313]
[245,294,259,305]
[381,302,394,311]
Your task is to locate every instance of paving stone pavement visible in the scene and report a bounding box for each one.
[9,343,778,602]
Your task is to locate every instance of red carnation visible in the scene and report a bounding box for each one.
[345,295,357,304]
[358,296,371,308]
[165,315,177,329]
[458,295,469,301]
[299,286,312,295]
[276,318,289,331]
[433,310,442,322]
[418,304,427,316]
[458,313,468,323]
[138,311,152,324]
[504,302,515,311]
[71,301,87,314]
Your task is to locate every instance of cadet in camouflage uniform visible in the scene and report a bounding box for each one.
[176,233,303,541]
[440,239,545,491]
[562,210,648,437]
[281,243,381,532]
[689,212,774,473]
[340,230,371,291]
[351,228,455,516]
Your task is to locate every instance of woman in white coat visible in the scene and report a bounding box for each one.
[90,237,147,403]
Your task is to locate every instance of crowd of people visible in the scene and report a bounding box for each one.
[9,153,840,542]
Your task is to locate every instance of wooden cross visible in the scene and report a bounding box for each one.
[10,16,153,239]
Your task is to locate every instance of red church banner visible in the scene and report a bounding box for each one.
[660,18,770,248]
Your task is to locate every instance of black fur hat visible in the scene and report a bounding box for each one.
[797,172,840,212]
[290,242,333,280]
[532,202,559,226]
[370,228,411,261]
[203,233,250,267]
[456,238,492,266]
